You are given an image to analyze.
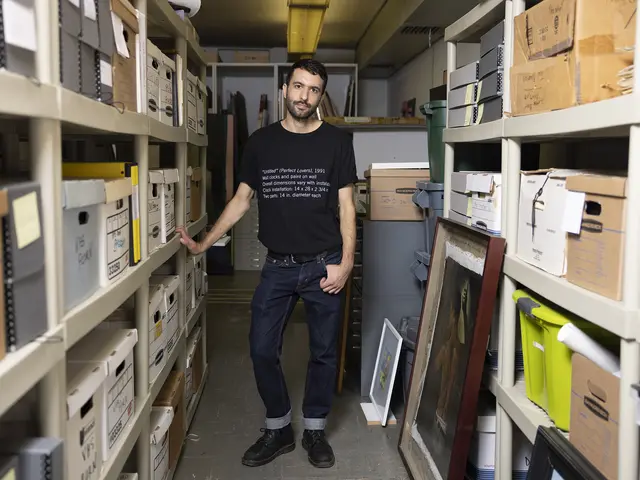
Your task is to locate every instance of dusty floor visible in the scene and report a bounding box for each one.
[174,271,410,480]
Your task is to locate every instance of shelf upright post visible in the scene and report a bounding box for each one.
[443,41,456,217]
[198,62,208,363]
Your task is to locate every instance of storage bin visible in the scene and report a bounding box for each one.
[513,289,616,430]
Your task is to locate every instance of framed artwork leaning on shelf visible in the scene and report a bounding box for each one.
[398,217,505,480]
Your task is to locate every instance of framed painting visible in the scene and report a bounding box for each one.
[398,217,505,480]
[369,318,403,427]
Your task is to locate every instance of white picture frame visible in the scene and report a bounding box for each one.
[369,317,403,427]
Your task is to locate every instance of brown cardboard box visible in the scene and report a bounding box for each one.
[192,338,203,394]
[154,371,186,472]
[513,0,576,66]
[364,169,428,221]
[111,0,139,112]
[0,190,7,361]
[566,174,626,300]
[570,353,619,480]
[510,53,576,116]
[511,0,635,115]
[190,167,202,221]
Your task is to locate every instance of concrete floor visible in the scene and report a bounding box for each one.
[174,272,409,480]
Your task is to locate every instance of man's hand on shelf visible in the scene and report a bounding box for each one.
[176,225,203,255]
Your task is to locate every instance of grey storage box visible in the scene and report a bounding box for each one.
[477,70,504,103]
[448,83,477,109]
[80,0,100,50]
[479,45,504,79]
[448,105,477,128]
[0,438,63,480]
[477,96,504,124]
[80,43,99,99]
[450,190,472,217]
[59,0,81,36]
[1,181,48,351]
[450,60,479,90]
[0,0,37,78]
[62,179,105,313]
[60,30,81,92]
[97,0,115,55]
[480,20,504,57]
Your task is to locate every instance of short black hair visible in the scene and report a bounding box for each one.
[285,59,328,93]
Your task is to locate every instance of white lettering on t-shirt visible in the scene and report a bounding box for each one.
[261,167,329,200]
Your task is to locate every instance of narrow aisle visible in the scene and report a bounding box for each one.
[175,273,409,480]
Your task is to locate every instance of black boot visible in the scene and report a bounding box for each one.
[302,429,335,468]
[241,425,295,467]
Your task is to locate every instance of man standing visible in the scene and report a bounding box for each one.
[176,59,357,469]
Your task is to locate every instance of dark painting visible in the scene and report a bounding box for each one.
[416,256,483,477]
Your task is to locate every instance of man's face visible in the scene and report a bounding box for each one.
[284,68,324,120]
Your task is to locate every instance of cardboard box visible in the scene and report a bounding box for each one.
[159,53,176,127]
[190,167,202,221]
[471,174,502,234]
[365,169,428,221]
[517,169,583,276]
[218,49,269,63]
[196,79,207,134]
[565,174,627,300]
[146,40,162,121]
[191,253,204,301]
[98,178,132,286]
[66,361,107,480]
[161,169,179,239]
[151,275,181,354]
[148,284,167,386]
[150,407,173,480]
[186,327,203,401]
[67,328,138,463]
[185,256,195,318]
[185,167,192,222]
[148,170,164,252]
[451,191,472,216]
[110,0,139,112]
[186,71,198,132]
[153,372,185,472]
[569,353,619,480]
[62,179,105,313]
[511,0,636,115]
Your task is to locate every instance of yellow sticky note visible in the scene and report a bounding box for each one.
[465,84,474,104]
[12,191,41,249]
[476,103,484,124]
[155,322,163,339]
[476,80,483,102]
[464,106,473,125]
[1,467,16,480]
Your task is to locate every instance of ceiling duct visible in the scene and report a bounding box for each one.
[287,0,330,56]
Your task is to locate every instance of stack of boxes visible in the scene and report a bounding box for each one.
[447,61,479,128]
[149,406,173,480]
[0,182,48,358]
[148,168,178,253]
[146,40,178,126]
[510,0,636,116]
[186,72,207,134]
[450,171,502,235]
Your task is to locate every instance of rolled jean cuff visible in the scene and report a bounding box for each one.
[303,417,326,430]
[266,409,292,429]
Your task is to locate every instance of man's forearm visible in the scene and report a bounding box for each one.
[339,202,356,270]
[200,197,249,250]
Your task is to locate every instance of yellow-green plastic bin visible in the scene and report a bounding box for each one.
[512,289,615,431]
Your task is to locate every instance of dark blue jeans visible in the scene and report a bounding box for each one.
[249,250,344,431]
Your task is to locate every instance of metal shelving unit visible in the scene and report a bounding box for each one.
[443,1,640,479]
[0,0,211,478]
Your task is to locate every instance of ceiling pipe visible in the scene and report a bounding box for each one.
[287,0,330,57]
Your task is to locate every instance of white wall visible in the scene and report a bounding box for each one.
[357,79,389,117]
[387,39,481,116]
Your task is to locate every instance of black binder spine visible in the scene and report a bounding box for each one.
[2,216,15,351]
[0,0,6,69]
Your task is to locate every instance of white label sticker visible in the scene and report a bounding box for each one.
[533,341,545,352]
[100,59,113,87]
[105,206,129,280]
[3,0,37,51]
[562,191,586,235]
[111,12,130,58]
[83,0,97,20]
[12,191,41,249]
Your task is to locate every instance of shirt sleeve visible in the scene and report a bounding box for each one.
[237,136,259,190]
[337,133,358,189]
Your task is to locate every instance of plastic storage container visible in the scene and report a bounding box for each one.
[420,100,447,183]
[513,289,616,431]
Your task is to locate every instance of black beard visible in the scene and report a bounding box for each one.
[286,98,316,121]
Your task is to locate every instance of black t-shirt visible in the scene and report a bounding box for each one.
[238,121,358,255]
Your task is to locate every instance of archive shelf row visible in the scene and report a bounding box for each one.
[440,0,640,479]
[0,0,212,478]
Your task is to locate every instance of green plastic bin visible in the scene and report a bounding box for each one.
[420,100,447,184]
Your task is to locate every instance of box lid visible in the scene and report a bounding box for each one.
[62,179,106,209]
[154,371,185,409]
[146,40,162,61]
[150,406,174,444]
[68,329,138,376]
[149,170,165,184]
[104,178,132,203]
[162,168,179,184]
[66,362,108,419]
[160,52,176,71]
[566,173,627,198]
[186,71,198,84]
[149,284,164,313]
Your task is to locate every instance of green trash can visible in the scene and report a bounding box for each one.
[420,100,447,184]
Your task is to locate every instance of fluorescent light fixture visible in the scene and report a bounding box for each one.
[287,1,330,54]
